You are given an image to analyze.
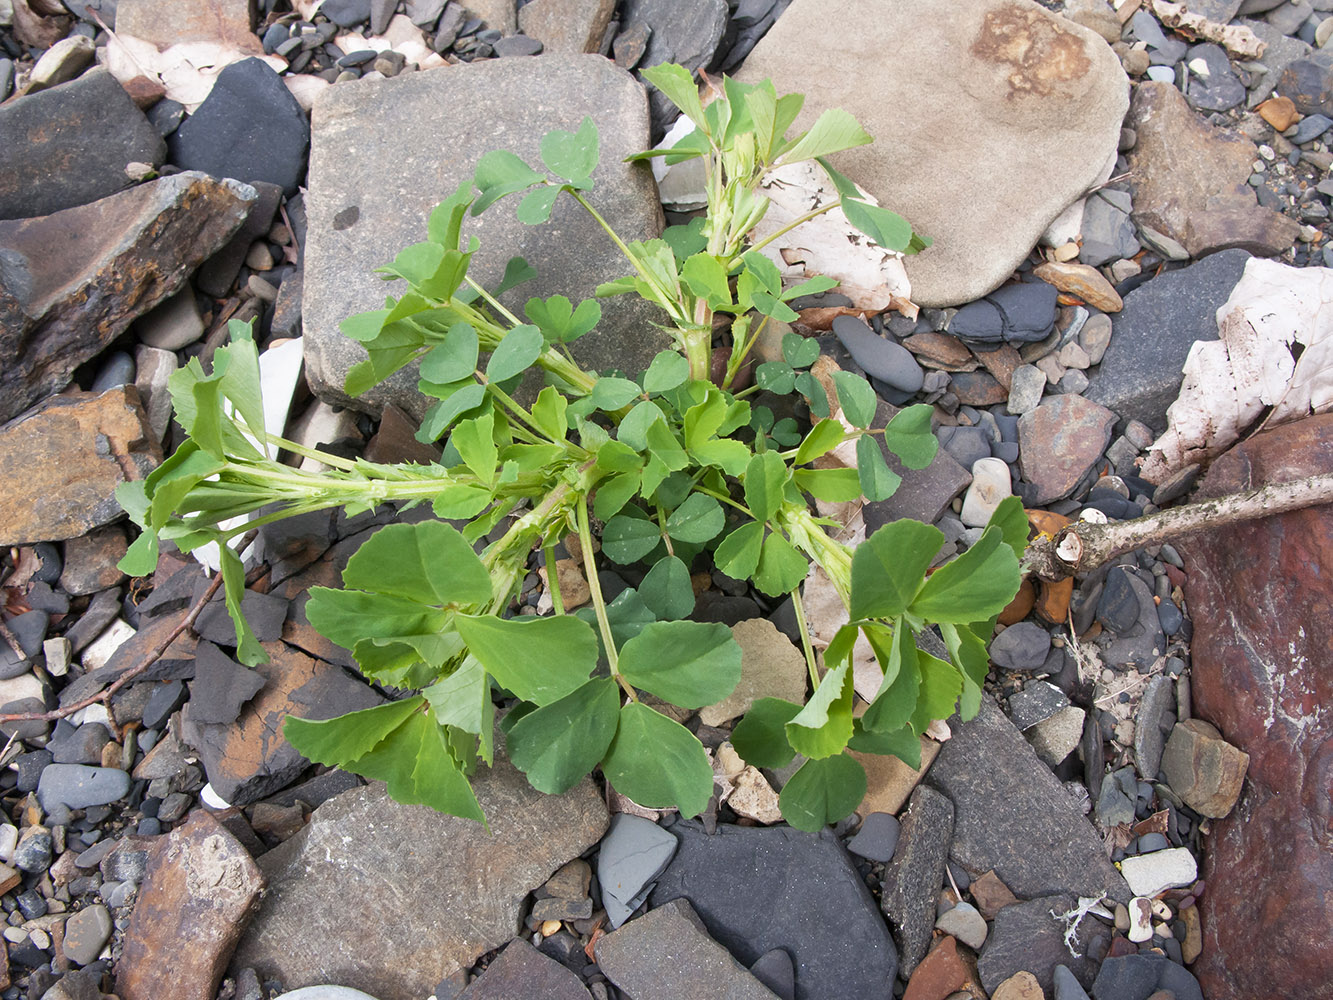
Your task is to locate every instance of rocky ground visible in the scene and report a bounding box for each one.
[0,0,1329,999]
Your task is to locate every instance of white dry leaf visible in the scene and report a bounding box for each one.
[1151,0,1267,60]
[651,115,708,211]
[1141,258,1333,483]
[104,32,287,112]
[751,160,915,317]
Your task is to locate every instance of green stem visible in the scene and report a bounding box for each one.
[789,584,821,691]
[542,542,565,616]
[683,325,713,383]
[568,191,688,327]
[747,201,840,256]
[576,494,636,701]
[464,275,525,328]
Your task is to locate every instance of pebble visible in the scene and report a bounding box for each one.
[1053,964,1091,1000]
[960,457,1013,527]
[13,829,52,873]
[494,34,543,56]
[37,765,132,813]
[934,900,988,950]
[846,812,900,863]
[990,622,1053,672]
[1006,364,1046,415]
[1127,896,1154,942]
[1119,846,1198,897]
[63,903,113,965]
[831,315,924,392]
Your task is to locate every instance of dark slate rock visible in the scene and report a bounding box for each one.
[926,698,1131,904]
[1091,954,1203,1000]
[846,811,899,863]
[831,315,924,392]
[620,0,730,137]
[596,813,678,928]
[186,641,267,725]
[952,282,1058,344]
[459,939,590,999]
[978,894,1104,995]
[749,948,796,1000]
[140,679,188,731]
[879,785,952,978]
[168,58,310,196]
[1292,112,1333,143]
[14,749,52,792]
[1157,599,1183,635]
[940,425,992,470]
[1184,43,1246,111]
[36,764,132,812]
[1277,54,1333,115]
[862,399,971,528]
[494,34,543,55]
[147,98,186,137]
[1054,964,1093,1000]
[596,898,780,999]
[1085,250,1251,432]
[0,68,165,221]
[1094,766,1137,827]
[0,609,48,679]
[196,180,284,297]
[13,830,53,873]
[1007,681,1070,731]
[1080,190,1140,267]
[1096,566,1140,633]
[949,298,1005,342]
[192,578,289,646]
[649,820,897,999]
[48,722,112,765]
[1099,572,1164,671]
[1132,675,1174,778]
[990,621,1052,672]
[320,0,372,26]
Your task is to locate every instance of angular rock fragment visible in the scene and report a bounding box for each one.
[459,939,591,999]
[1017,394,1117,504]
[0,387,161,545]
[232,768,608,999]
[0,172,255,423]
[114,0,262,51]
[1159,717,1249,818]
[881,785,954,978]
[116,811,265,1000]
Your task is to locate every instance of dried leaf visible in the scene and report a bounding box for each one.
[12,0,72,48]
[1142,259,1333,482]
[752,160,915,316]
[1151,0,1266,60]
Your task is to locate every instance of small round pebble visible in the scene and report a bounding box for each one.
[846,812,900,863]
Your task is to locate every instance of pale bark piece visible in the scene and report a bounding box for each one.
[302,56,666,420]
[1142,257,1333,483]
[1152,0,1267,58]
[737,0,1130,307]
[0,172,256,423]
[0,387,161,545]
[232,771,608,1000]
[116,811,265,1000]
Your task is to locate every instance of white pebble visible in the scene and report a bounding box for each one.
[960,458,1013,528]
[200,783,232,810]
[27,928,49,950]
[1120,846,1197,897]
[1187,57,1210,79]
[1128,896,1154,943]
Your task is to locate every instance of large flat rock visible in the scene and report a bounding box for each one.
[0,171,255,424]
[649,820,898,999]
[926,697,1130,904]
[737,0,1128,307]
[303,56,666,420]
[231,763,608,1000]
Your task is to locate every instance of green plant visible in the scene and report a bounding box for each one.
[117,65,1022,830]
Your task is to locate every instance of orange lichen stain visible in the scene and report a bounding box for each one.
[971,3,1092,98]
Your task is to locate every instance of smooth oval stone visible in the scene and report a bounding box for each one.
[961,457,1013,528]
[831,315,924,392]
[90,351,136,392]
[274,987,385,999]
[36,764,131,812]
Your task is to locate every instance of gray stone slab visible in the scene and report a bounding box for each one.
[880,785,954,978]
[1084,249,1251,432]
[460,939,591,999]
[232,764,609,1000]
[864,400,972,528]
[977,894,1105,995]
[595,898,780,1000]
[302,56,667,421]
[649,820,897,999]
[620,0,729,135]
[926,697,1131,904]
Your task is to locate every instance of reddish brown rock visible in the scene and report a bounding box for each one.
[0,386,162,545]
[969,870,1019,921]
[179,641,382,805]
[116,810,265,1000]
[0,171,255,423]
[1017,394,1117,504]
[1032,260,1123,312]
[950,371,1009,406]
[1182,414,1333,1000]
[902,333,980,372]
[1126,82,1301,258]
[903,936,985,1000]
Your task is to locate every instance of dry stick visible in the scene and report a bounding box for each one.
[0,531,260,735]
[1021,472,1333,581]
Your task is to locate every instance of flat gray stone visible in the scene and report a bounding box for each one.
[738,0,1129,307]
[880,785,954,978]
[926,697,1131,904]
[459,939,590,999]
[0,68,165,221]
[37,764,131,812]
[863,400,972,528]
[232,765,608,1000]
[303,56,666,421]
[1242,19,1313,106]
[977,894,1104,995]
[597,813,678,928]
[595,898,780,1000]
[620,0,729,135]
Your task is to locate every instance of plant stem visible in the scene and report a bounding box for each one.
[464,275,525,328]
[576,494,637,701]
[789,585,821,691]
[542,542,565,616]
[568,191,688,327]
[747,201,840,255]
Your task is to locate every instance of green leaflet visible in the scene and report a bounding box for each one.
[343,521,491,608]
[753,531,807,597]
[637,556,694,621]
[602,702,713,817]
[784,660,853,759]
[848,519,943,622]
[909,525,1022,624]
[455,613,599,706]
[506,678,620,793]
[778,753,867,831]
[731,697,802,768]
[618,621,741,708]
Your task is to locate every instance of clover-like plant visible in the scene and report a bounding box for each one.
[118,65,1022,830]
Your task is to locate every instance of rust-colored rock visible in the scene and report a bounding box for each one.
[0,386,161,545]
[974,342,1025,391]
[1159,718,1249,818]
[1035,576,1073,625]
[0,172,255,423]
[998,578,1037,626]
[969,869,1019,921]
[1017,394,1117,504]
[903,936,985,1000]
[1126,82,1301,258]
[1182,414,1333,1000]
[950,371,1009,406]
[116,810,265,1000]
[1256,96,1300,131]
[902,333,980,372]
[180,641,382,805]
[1032,260,1123,312]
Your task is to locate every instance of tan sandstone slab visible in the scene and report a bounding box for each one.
[738,0,1129,307]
